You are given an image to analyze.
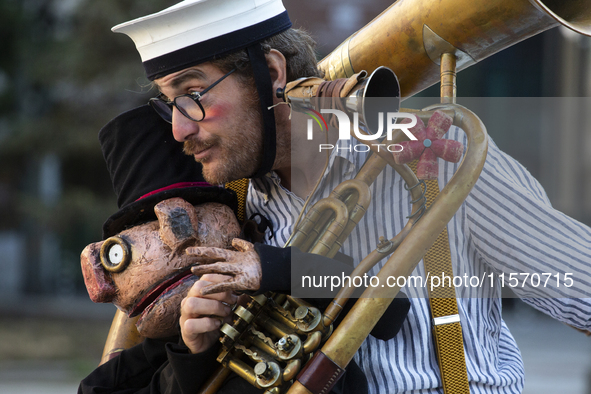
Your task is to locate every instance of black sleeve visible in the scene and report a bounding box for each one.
[78,337,220,394]
[254,244,355,295]
[158,341,222,394]
[78,338,167,394]
[253,244,410,341]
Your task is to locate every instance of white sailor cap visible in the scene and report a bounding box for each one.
[112,0,292,81]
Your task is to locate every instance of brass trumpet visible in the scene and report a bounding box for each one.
[319,0,590,95]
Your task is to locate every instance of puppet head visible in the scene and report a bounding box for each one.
[81,197,240,338]
[80,104,240,338]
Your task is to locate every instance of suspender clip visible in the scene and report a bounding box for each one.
[433,314,460,326]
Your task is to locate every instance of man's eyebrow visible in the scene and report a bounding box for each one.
[155,69,208,91]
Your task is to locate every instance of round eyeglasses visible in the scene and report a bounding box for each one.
[149,68,236,124]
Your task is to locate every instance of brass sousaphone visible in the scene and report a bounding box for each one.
[100,0,591,392]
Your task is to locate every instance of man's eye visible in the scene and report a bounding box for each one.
[190,90,205,99]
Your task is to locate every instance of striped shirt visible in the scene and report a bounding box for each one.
[246,127,591,393]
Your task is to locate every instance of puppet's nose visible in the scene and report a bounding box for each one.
[80,241,117,303]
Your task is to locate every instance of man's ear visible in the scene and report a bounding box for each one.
[266,49,287,93]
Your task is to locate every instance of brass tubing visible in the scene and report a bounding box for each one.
[257,314,293,339]
[293,159,381,256]
[289,381,313,394]
[322,122,431,325]
[297,207,338,253]
[355,153,388,186]
[308,201,349,256]
[321,164,425,326]
[283,359,302,381]
[267,308,298,331]
[302,331,323,354]
[251,337,278,358]
[285,295,313,309]
[289,104,488,393]
[227,358,258,386]
[318,0,591,96]
[440,53,457,104]
[326,180,372,259]
[198,367,232,394]
[322,226,411,327]
[100,310,143,365]
[290,198,349,256]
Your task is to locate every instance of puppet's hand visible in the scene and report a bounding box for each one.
[187,239,262,295]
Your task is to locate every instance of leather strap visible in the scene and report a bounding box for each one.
[296,351,345,394]
[411,160,470,394]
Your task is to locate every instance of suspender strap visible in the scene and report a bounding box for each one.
[424,228,470,393]
[225,178,249,222]
[413,161,470,393]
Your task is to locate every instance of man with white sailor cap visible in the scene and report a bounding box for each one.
[82,1,591,394]
[79,1,410,393]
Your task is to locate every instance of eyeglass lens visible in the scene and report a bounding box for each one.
[149,68,236,124]
[150,99,173,123]
[175,96,205,121]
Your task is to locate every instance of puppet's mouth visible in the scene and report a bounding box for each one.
[128,268,194,318]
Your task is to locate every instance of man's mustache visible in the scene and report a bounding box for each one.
[183,138,214,156]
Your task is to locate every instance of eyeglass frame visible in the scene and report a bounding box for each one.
[148,68,237,124]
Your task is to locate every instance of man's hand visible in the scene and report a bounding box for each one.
[187,238,262,295]
[179,274,237,354]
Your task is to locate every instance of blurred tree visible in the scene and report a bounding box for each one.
[0,0,178,295]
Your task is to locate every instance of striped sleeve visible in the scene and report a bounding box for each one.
[465,134,591,329]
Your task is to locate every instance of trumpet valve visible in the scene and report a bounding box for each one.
[295,306,322,332]
[276,334,302,360]
[254,361,281,388]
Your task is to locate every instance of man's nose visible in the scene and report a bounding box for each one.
[171,107,199,142]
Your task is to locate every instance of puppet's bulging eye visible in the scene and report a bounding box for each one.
[109,244,124,264]
[100,236,131,273]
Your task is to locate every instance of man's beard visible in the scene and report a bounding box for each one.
[183,96,263,185]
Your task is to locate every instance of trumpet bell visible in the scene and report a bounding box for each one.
[345,66,401,136]
[534,0,591,36]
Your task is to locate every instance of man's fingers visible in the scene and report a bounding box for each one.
[181,296,232,319]
[186,278,237,304]
[231,238,255,252]
[181,316,222,341]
